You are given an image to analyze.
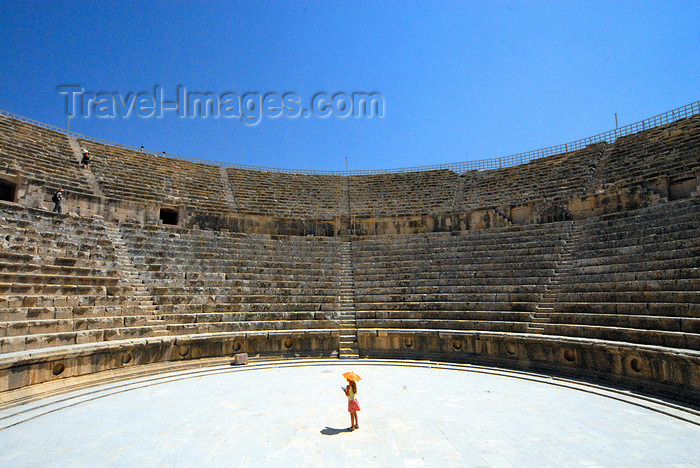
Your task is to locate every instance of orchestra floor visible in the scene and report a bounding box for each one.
[1,359,698,467]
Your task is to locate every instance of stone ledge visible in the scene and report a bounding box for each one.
[0,329,341,393]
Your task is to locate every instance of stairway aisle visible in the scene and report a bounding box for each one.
[527,221,583,334]
[102,221,168,336]
[337,239,359,359]
[67,137,105,199]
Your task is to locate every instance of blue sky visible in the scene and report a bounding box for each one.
[1,1,698,172]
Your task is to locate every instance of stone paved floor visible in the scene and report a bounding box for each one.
[0,360,699,467]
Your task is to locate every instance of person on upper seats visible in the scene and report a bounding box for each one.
[81,148,92,169]
[52,188,64,213]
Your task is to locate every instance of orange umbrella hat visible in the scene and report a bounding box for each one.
[343,371,361,381]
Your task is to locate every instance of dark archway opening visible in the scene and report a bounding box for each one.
[160,208,179,225]
[669,178,696,200]
[0,179,17,202]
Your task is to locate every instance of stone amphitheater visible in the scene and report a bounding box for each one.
[0,103,699,466]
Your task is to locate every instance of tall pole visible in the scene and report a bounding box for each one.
[345,156,348,172]
[615,113,618,129]
[67,113,71,133]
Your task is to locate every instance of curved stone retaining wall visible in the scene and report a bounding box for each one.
[0,330,339,392]
[358,329,700,405]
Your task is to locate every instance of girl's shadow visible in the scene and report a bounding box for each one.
[320,426,353,435]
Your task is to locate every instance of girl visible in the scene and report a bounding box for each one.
[343,378,360,430]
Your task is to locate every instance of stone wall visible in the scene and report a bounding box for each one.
[358,329,700,405]
[1,114,699,235]
[0,330,339,392]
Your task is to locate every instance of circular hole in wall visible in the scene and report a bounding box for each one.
[452,340,462,350]
[283,338,293,349]
[506,343,517,355]
[122,352,132,364]
[233,341,242,352]
[179,346,190,357]
[630,357,642,372]
[563,349,576,362]
[404,337,414,348]
[52,362,65,376]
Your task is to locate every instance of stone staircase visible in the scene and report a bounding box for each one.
[337,239,359,359]
[528,221,581,333]
[68,137,105,199]
[585,146,611,193]
[339,176,353,235]
[494,207,513,225]
[219,166,240,212]
[102,221,168,336]
[452,175,465,212]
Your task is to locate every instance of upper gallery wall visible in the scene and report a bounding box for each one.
[0,103,698,235]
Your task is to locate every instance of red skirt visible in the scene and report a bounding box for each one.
[348,398,361,412]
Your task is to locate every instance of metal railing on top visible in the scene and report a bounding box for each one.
[1,100,698,175]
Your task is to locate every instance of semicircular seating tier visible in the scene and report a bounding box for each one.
[0,109,698,407]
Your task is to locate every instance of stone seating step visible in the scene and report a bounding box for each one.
[152,300,337,312]
[355,279,550,289]
[584,205,700,225]
[150,294,337,306]
[355,282,546,293]
[160,320,336,335]
[560,279,700,293]
[353,255,561,267]
[154,302,336,314]
[138,264,340,277]
[357,318,528,333]
[355,268,556,280]
[572,244,699,266]
[0,283,132,295]
[0,314,162,337]
[558,265,700,282]
[132,251,342,264]
[154,311,330,323]
[554,291,700,303]
[0,273,120,286]
[356,310,531,321]
[554,301,700,317]
[544,312,700,333]
[0,292,150,311]
[0,325,162,353]
[576,238,700,257]
[0,252,35,263]
[0,303,157,322]
[354,302,538,313]
[0,262,120,277]
[580,211,699,235]
[539,323,699,349]
[141,278,340,290]
[357,223,568,242]
[355,295,539,305]
[338,349,359,358]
